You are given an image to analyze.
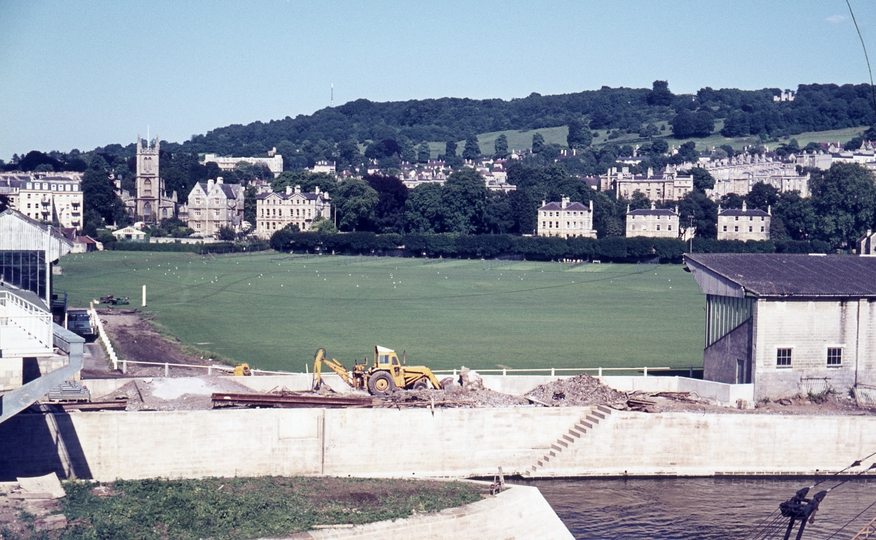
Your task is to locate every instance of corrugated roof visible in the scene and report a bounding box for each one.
[684,253,876,297]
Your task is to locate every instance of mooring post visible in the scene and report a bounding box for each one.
[164,363,169,377]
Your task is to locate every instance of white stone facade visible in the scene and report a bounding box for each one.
[537,197,596,239]
[255,185,331,238]
[1,173,84,229]
[625,204,679,238]
[203,154,284,178]
[717,202,770,241]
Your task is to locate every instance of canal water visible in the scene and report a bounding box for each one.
[523,477,876,539]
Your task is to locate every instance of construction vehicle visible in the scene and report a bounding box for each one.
[233,364,252,376]
[99,295,129,306]
[312,346,443,395]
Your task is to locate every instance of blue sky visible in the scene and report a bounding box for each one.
[0,0,873,161]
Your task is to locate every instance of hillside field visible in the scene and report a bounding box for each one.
[54,251,706,373]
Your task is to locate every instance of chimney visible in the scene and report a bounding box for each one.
[216,177,223,185]
[294,185,301,194]
[207,179,214,191]
[286,185,292,195]
[315,186,320,195]
[650,201,655,210]
[768,205,771,216]
[742,200,747,212]
[647,167,653,178]
[561,197,569,209]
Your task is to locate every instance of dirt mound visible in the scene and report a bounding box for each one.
[385,387,530,408]
[525,374,629,408]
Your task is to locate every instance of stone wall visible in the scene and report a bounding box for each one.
[2,407,875,482]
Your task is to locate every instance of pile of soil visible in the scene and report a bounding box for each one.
[525,374,629,408]
[384,386,530,408]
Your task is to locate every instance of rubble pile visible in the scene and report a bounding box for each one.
[525,374,629,408]
[385,387,530,408]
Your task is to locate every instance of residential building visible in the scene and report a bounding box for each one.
[203,153,284,178]
[0,172,84,229]
[600,167,693,203]
[859,229,876,256]
[255,185,331,238]
[685,253,876,400]
[111,226,147,242]
[185,178,245,238]
[310,161,336,175]
[625,203,679,238]
[537,197,596,239]
[716,201,770,241]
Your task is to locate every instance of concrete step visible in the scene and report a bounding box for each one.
[562,434,575,444]
[571,424,588,435]
[580,421,593,429]
[596,405,613,415]
[584,415,600,425]
[551,444,562,452]
[590,410,606,420]
[556,439,568,448]
[567,429,581,438]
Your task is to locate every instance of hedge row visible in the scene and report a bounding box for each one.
[107,241,271,254]
[269,230,830,262]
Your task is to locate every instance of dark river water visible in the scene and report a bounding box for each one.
[522,477,876,539]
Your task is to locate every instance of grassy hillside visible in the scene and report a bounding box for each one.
[55,251,705,373]
[425,125,867,159]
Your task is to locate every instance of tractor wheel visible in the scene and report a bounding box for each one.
[368,371,395,395]
[412,379,430,390]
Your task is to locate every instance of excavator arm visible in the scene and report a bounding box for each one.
[312,348,354,391]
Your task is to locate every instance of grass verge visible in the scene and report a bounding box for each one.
[5,476,485,540]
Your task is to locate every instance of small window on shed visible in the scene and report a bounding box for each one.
[827,348,842,367]
[776,348,792,367]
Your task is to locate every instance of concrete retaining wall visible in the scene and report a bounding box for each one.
[3,406,875,482]
[284,484,572,540]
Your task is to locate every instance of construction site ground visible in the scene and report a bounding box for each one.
[80,311,876,417]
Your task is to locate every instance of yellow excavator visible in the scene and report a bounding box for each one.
[312,346,443,395]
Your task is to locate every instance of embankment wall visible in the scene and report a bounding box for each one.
[2,406,875,482]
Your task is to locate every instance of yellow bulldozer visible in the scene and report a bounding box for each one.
[312,345,443,395]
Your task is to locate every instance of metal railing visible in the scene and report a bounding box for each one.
[432,366,673,377]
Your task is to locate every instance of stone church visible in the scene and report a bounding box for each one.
[121,136,177,222]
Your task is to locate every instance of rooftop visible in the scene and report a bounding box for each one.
[684,253,876,298]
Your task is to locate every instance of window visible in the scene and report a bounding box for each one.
[749,226,753,232]
[734,226,738,232]
[776,348,792,367]
[723,225,727,232]
[827,348,842,367]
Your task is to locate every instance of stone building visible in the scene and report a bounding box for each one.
[123,136,177,222]
[255,185,331,238]
[685,253,876,401]
[537,197,596,239]
[859,230,876,256]
[185,178,245,238]
[716,202,770,241]
[625,203,679,238]
[0,172,83,229]
[600,167,693,203]
[203,153,284,178]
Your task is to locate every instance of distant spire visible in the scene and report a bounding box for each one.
[331,84,334,107]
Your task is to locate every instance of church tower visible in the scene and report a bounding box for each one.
[135,136,162,221]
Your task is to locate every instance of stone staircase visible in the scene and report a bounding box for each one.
[524,405,613,477]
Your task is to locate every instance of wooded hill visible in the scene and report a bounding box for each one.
[167,82,875,160]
